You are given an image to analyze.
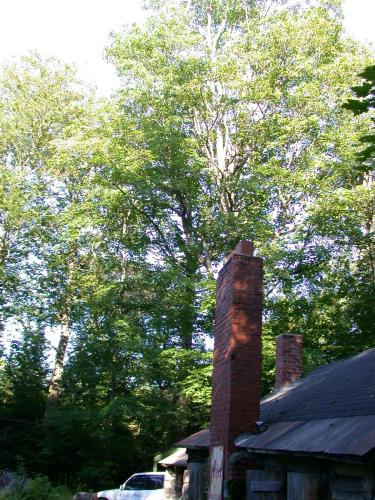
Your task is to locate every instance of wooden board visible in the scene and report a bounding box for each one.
[247,470,284,500]
[287,472,328,500]
[250,481,283,492]
[208,446,224,500]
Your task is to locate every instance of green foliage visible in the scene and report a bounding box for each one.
[262,333,276,395]
[0,474,71,500]
[0,1,374,493]
[343,64,375,169]
[107,0,373,371]
[0,327,48,473]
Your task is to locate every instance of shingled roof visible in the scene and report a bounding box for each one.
[261,347,375,423]
[177,348,375,458]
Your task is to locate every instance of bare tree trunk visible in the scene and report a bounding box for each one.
[46,253,76,414]
[363,172,375,282]
[46,308,72,413]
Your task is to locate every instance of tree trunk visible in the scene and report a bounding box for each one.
[46,252,76,414]
[363,172,374,282]
[180,278,196,349]
[46,308,72,413]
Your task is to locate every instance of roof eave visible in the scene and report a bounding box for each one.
[242,447,366,464]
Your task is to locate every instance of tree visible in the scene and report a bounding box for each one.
[0,325,48,472]
[107,0,372,363]
[0,2,374,489]
[0,53,101,409]
[343,64,375,168]
[0,165,33,330]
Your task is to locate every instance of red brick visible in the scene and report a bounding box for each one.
[209,241,263,482]
[275,334,303,389]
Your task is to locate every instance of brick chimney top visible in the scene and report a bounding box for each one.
[224,240,255,264]
[275,334,303,389]
[234,240,254,256]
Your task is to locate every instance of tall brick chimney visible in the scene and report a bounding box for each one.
[209,241,263,498]
[275,334,303,389]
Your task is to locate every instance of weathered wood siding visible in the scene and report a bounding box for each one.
[247,469,284,500]
[187,461,207,500]
[287,472,328,500]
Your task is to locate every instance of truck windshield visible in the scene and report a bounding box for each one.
[125,474,164,490]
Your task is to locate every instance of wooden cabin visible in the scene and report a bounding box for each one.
[173,241,375,500]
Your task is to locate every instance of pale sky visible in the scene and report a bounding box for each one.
[0,0,374,95]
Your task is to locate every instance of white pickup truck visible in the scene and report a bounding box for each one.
[97,472,165,500]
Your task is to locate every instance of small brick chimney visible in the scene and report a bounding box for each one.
[275,334,303,389]
[209,241,263,497]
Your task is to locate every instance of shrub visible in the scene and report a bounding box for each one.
[0,474,71,500]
